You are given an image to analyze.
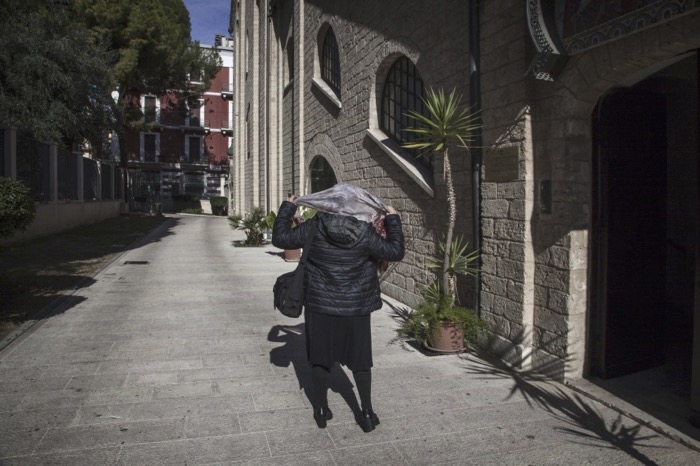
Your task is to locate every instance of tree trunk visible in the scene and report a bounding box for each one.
[443,148,457,307]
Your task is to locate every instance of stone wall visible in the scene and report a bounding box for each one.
[297,0,472,305]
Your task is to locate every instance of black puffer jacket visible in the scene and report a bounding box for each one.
[272,201,404,316]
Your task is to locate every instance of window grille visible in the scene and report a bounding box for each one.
[380,57,429,166]
[321,29,340,97]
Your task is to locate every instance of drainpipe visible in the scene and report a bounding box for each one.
[469,0,483,317]
[266,4,272,216]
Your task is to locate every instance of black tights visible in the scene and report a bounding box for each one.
[311,364,372,411]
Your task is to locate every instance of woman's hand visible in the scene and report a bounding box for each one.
[287,193,298,203]
[386,206,397,215]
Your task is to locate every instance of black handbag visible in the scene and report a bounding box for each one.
[273,220,316,318]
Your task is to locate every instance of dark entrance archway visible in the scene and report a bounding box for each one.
[590,54,698,408]
[591,88,667,378]
[310,156,337,193]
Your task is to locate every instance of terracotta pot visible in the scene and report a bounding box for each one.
[284,248,301,261]
[425,320,465,353]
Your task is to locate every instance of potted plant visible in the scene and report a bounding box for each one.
[397,236,485,352]
[229,207,268,246]
[400,87,485,351]
[397,280,486,353]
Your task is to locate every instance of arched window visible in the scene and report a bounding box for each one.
[380,56,428,165]
[310,156,337,193]
[321,29,340,97]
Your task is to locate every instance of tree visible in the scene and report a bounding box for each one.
[0,0,116,150]
[404,88,481,306]
[74,0,222,167]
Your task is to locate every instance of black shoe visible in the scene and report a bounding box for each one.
[358,408,379,433]
[313,406,333,428]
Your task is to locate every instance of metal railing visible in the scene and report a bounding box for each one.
[10,130,124,202]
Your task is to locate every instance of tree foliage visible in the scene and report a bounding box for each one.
[0,0,116,150]
[0,0,221,155]
[75,0,222,132]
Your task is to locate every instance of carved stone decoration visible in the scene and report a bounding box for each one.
[525,0,568,82]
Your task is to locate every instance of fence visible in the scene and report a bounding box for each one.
[6,130,124,203]
[1,127,124,243]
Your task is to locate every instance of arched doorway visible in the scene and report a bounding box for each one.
[310,156,337,193]
[590,53,698,402]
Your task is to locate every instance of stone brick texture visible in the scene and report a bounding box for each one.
[234,0,700,380]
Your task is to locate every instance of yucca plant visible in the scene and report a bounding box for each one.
[427,234,479,304]
[403,88,481,307]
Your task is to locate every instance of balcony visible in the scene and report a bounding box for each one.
[220,120,233,137]
[183,116,209,135]
[220,84,233,101]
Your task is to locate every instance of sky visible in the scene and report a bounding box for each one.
[183,0,231,45]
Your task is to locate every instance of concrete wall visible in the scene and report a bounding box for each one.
[1,200,121,245]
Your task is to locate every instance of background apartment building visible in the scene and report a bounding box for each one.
[118,36,234,209]
[230,0,700,435]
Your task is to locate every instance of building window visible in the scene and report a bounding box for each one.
[144,96,157,123]
[380,56,428,166]
[143,134,157,162]
[310,156,337,193]
[321,29,340,97]
[187,100,202,127]
[186,136,201,163]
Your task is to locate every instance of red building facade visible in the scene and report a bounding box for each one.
[119,39,233,206]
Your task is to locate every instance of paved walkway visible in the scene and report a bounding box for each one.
[1,214,699,465]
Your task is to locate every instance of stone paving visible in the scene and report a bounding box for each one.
[0,214,699,465]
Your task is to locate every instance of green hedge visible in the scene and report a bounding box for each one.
[0,177,36,239]
[210,196,228,216]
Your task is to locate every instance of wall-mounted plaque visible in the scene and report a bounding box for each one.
[484,146,519,182]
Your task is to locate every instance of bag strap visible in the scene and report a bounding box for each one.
[298,219,316,264]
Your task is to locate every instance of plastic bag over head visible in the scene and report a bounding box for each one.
[296,183,388,224]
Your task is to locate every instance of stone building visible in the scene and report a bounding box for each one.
[229,0,700,430]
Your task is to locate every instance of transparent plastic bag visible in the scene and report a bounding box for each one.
[296,183,388,224]
[297,184,390,271]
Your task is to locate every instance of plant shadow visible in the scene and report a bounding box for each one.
[469,331,669,465]
[384,297,670,463]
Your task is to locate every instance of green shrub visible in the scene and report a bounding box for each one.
[0,177,36,239]
[210,196,228,216]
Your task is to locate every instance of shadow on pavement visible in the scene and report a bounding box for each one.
[267,323,361,416]
[470,341,667,466]
[383,297,668,464]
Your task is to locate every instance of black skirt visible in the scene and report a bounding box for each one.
[304,310,373,371]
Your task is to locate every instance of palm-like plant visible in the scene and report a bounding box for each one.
[403,88,481,305]
[427,234,479,304]
[229,207,268,246]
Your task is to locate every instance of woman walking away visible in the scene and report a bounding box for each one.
[272,184,404,433]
